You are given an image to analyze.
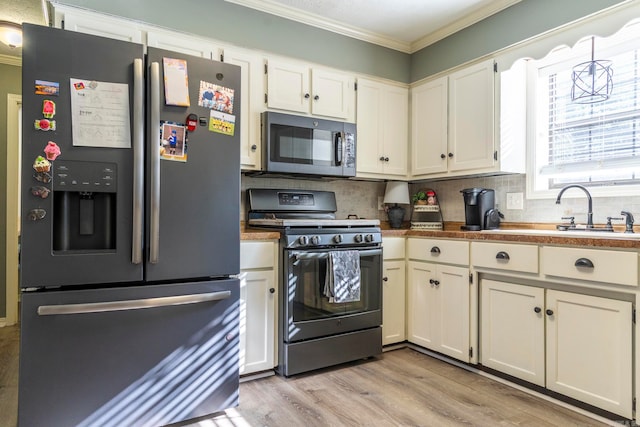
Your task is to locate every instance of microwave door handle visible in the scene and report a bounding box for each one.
[335,132,343,165]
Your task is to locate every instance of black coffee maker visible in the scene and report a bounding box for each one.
[461,188,502,230]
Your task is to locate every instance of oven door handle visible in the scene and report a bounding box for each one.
[290,248,382,261]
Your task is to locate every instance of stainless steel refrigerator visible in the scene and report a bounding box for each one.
[18,24,241,427]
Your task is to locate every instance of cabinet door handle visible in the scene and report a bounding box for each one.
[384,157,390,162]
[382,276,388,282]
[434,280,440,286]
[269,288,275,294]
[379,156,385,161]
[496,251,510,261]
[251,144,257,151]
[314,95,319,101]
[534,307,542,313]
[440,153,446,159]
[574,258,594,269]
[546,309,554,316]
[448,152,454,158]
[430,246,441,254]
[304,93,310,99]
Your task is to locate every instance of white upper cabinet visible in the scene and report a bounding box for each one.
[448,59,496,172]
[146,30,222,59]
[411,59,524,179]
[54,5,143,43]
[223,47,266,171]
[411,76,448,176]
[356,77,409,179]
[266,58,355,121]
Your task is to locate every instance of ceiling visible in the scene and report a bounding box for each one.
[226,0,522,53]
[0,0,522,59]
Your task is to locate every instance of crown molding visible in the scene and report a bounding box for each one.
[225,0,412,53]
[410,0,522,52]
[226,0,521,54]
[0,53,21,66]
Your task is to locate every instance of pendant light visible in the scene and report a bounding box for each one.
[571,37,613,103]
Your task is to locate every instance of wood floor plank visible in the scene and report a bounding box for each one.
[0,325,612,427]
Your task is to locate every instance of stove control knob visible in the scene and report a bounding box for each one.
[310,235,321,245]
[365,234,374,243]
[333,234,343,244]
[298,236,309,246]
[354,234,364,243]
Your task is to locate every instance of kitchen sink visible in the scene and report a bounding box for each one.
[480,228,640,239]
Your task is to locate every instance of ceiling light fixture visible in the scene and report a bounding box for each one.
[0,21,23,49]
[571,37,613,104]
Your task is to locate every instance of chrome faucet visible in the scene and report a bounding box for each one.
[555,184,593,228]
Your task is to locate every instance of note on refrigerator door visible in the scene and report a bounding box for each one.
[163,58,190,107]
[69,78,131,148]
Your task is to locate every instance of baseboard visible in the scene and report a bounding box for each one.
[0,318,7,328]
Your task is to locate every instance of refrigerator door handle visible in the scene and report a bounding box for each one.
[132,58,144,265]
[36,290,232,316]
[149,61,161,264]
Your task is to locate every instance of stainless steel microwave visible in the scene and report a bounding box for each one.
[262,111,356,178]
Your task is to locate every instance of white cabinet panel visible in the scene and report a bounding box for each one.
[147,31,222,59]
[481,280,545,386]
[382,260,406,345]
[411,76,448,176]
[546,290,632,418]
[224,47,265,171]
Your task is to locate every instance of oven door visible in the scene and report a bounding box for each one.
[282,246,382,343]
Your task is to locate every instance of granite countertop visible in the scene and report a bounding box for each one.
[242,221,640,249]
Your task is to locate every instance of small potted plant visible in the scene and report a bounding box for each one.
[412,190,427,205]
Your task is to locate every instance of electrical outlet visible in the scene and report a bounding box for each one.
[378,196,385,211]
[506,192,524,210]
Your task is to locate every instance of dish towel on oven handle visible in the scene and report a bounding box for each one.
[324,250,361,303]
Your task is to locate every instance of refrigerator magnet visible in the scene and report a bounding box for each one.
[33,171,51,183]
[186,113,198,132]
[35,80,59,96]
[42,100,56,118]
[27,209,46,221]
[160,122,187,162]
[209,110,235,136]
[44,141,61,161]
[34,119,56,131]
[31,186,51,199]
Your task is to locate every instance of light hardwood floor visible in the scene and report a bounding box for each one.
[0,324,612,427]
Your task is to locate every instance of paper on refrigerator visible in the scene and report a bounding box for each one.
[69,78,131,148]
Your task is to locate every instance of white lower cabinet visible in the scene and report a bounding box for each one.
[382,237,406,345]
[239,241,277,375]
[408,260,470,362]
[481,279,633,418]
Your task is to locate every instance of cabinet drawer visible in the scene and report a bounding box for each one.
[471,242,538,273]
[383,237,405,260]
[240,241,275,270]
[541,246,638,287]
[407,238,468,265]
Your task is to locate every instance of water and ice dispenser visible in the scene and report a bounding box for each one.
[52,160,117,252]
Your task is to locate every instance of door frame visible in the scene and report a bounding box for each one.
[5,93,21,326]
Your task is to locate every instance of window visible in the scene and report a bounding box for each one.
[525,22,640,198]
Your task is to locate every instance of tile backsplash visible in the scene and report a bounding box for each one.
[241,174,640,225]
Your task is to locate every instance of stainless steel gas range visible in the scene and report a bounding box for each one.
[247,188,383,376]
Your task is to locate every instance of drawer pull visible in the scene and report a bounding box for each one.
[495,251,510,261]
[534,307,542,313]
[574,258,594,269]
[546,309,554,316]
[430,246,441,254]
